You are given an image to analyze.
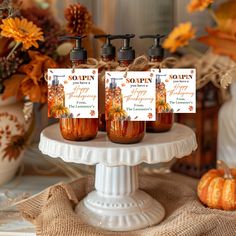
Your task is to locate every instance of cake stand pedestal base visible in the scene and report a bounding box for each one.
[75,164,165,231]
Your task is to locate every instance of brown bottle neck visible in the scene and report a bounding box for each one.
[101,55,115,62]
[149,57,163,62]
[72,60,87,66]
[118,60,134,67]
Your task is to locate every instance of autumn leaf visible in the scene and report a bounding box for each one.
[2,74,24,100]
[3,135,25,161]
[21,76,48,103]
[90,110,95,116]
[198,0,236,62]
[199,27,236,62]
[3,51,57,103]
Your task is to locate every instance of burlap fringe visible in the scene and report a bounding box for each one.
[15,174,236,236]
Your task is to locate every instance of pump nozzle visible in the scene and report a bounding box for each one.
[94,34,116,58]
[140,34,165,59]
[59,35,87,61]
[110,34,135,61]
[52,75,65,86]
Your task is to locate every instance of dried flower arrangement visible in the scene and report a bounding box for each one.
[0,0,105,163]
[0,0,57,102]
[0,0,105,103]
[163,0,236,90]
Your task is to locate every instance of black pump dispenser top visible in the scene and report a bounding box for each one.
[140,34,165,58]
[52,75,59,86]
[59,35,87,61]
[52,75,65,86]
[94,34,116,58]
[110,34,135,61]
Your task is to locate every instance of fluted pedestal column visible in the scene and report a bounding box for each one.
[76,164,165,231]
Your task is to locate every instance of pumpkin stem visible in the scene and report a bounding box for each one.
[217,160,233,179]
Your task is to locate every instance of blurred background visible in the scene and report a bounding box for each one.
[47,0,225,55]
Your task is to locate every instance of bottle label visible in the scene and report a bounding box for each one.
[47,68,98,118]
[152,68,196,113]
[105,71,156,121]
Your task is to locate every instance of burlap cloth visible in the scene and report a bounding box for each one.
[17,173,236,236]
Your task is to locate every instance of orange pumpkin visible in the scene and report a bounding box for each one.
[108,105,128,121]
[50,104,70,118]
[197,160,236,211]
[156,102,172,113]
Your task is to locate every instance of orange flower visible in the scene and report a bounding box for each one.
[198,0,236,61]
[3,51,57,103]
[187,0,213,13]
[0,17,44,49]
[163,22,196,53]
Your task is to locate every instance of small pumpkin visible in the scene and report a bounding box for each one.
[156,101,172,113]
[108,105,128,121]
[197,160,236,211]
[50,104,70,118]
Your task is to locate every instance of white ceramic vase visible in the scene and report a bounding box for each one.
[218,82,236,167]
[0,96,31,185]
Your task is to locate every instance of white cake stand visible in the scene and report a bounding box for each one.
[39,123,197,232]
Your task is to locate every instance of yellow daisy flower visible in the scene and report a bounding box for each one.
[0,17,44,50]
[187,0,213,13]
[163,22,196,53]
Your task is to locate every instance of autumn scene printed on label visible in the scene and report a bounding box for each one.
[47,68,98,118]
[105,71,156,121]
[152,69,196,113]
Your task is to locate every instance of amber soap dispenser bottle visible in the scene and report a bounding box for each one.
[94,34,116,131]
[140,34,174,132]
[106,34,145,144]
[59,36,98,141]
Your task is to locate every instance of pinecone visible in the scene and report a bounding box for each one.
[0,52,22,93]
[64,3,92,35]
